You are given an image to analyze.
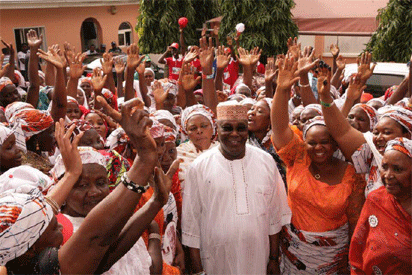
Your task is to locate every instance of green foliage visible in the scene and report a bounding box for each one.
[218,0,298,56]
[137,0,219,53]
[365,0,412,62]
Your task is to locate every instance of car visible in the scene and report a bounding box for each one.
[344,62,408,98]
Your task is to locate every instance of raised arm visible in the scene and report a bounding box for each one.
[179,28,186,56]
[386,74,410,105]
[296,46,319,106]
[58,98,158,275]
[125,44,144,102]
[66,47,86,99]
[329,44,340,74]
[90,67,107,109]
[136,60,151,107]
[100,52,116,94]
[199,36,218,114]
[317,68,366,159]
[331,55,345,89]
[0,40,16,83]
[26,30,43,107]
[237,47,261,90]
[271,56,300,149]
[179,63,200,108]
[340,75,365,117]
[215,45,230,92]
[37,46,67,122]
[114,56,125,98]
[158,47,171,65]
[264,57,277,98]
[96,160,181,273]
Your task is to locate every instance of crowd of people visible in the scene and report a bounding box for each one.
[0,25,410,275]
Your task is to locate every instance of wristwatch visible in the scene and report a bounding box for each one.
[121,173,150,194]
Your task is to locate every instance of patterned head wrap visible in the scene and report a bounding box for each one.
[5,102,53,139]
[164,125,176,143]
[67,96,79,106]
[0,187,53,265]
[303,116,327,140]
[0,123,26,153]
[99,149,131,192]
[152,110,178,130]
[0,165,53,194]
[0,77,14,93]
[105,127,129,153]
[79,77,92,86]
[150,119,165,139]
[101,88,117,110]
[351,103,378,131]
[181,104,216,136]
[63,119,103,146]
[367,98,385,108]
[395,98,412,111]
[385,137,412,158]
[380,106,412,135]
[384,85,398,101]
[301,104,323,119]
[162,82,178,96]
[51,146,108,181]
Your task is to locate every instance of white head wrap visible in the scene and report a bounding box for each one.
[51,146,108,180]
[77,86,89,109]
[181,104,216,136]
[0,186,53,265]
[0,165,53,194]
[153,110,178,130]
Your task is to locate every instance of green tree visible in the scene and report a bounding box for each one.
[137,0,219,53]
[365,0,412,63]
[218,0,298,56]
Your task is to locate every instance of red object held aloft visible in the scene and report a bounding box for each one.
[178,17,188,28]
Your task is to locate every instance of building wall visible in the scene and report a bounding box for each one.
[0,4,139,52]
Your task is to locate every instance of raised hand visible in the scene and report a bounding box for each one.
[275,54,285,68]
[119,98,155,151]
[37,45,65,69]
[1,40,14,56]
[198,36,214,73]
[114,56,126,74]
[336,55,346,70]
[296,46,319,76]
[91,67,107,91]
[152,159,182,205]
[183,46,198,64]
[126,43,144,69]
[54,118,83,177]
[136,59,146,75]
[316,66,332,97]
[217,90,228,102]
[265,57,277,83]
[54,44,68,68]
[216,45,230,70]
[181,63,201,91]
[0,55,10,78]
[287,37,301,61]
[357,51,376,83]
[276,55,300,92]
[100,52,114,75]
[68,52,86,79]
[96,95,122,122]
[63,42,76,64]
[329,44,340,58]
[346,73,367,102]
[152,80,168,104]
[26,29,43,49]
[237,47,262,67]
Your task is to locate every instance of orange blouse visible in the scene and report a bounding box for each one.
[276,133,365,232]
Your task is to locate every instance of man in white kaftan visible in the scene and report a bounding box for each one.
[182,101,291,274]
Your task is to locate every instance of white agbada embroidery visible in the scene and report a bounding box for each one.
[182,144,291,274]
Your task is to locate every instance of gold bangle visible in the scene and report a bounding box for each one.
[44,196,60,215]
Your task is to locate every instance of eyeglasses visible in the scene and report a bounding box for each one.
[220,124,248,133]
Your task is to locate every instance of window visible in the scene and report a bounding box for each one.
[324,35,371,57]
[14,27,47,52]
[118,22,132,47]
